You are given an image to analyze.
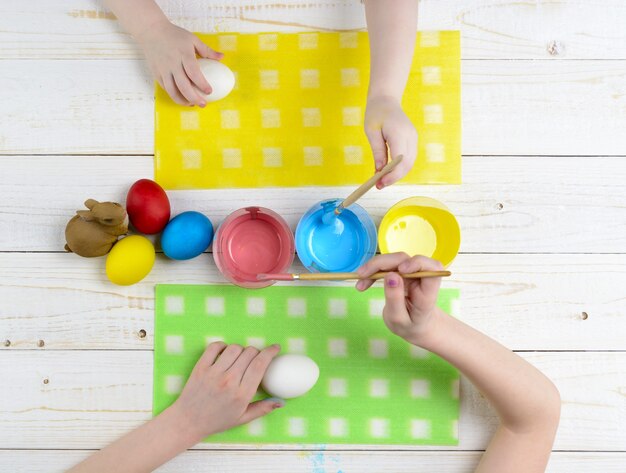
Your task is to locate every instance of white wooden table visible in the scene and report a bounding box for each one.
[1,1,625,471]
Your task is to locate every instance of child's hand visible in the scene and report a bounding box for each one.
[170,342,283,443]
[356,253,443,344]
[136,19,222,107]
[364,96,418,189]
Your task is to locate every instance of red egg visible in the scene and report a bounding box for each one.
[126,179,171,234]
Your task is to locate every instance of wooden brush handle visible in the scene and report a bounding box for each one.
[340,155,404,210]
[298,270,450,281]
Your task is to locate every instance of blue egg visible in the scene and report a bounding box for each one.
[161,211,214,260]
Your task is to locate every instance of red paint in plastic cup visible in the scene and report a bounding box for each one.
[213,207,295,288]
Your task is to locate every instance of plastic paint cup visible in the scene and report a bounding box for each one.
[378,196,461,267]
[213,206,295,289]
[295,199,377,273]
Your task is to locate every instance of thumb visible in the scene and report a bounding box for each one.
[193,36,224,60]
[379,134,408,188]
[382,272,409,320]
[366,128,388,172]
[239,398,285,425]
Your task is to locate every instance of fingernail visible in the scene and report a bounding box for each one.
[387,277,399,288]
[267,397,285,408]
[356,281,364,291]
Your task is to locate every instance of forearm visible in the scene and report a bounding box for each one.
[68,405,197,473]
[364,0,418,100]
[104,0,169,39]
[417,308,560,431]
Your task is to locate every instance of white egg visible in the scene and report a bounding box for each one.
[261,354,320,399]
[198,59,235,102]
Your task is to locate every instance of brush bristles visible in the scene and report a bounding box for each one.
[256,273,295,281]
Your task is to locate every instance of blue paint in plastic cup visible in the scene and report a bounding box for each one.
[295,199,377,272]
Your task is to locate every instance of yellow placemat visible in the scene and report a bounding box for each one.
[155,31,460,189]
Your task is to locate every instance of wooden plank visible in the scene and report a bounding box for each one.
[1,450,625,473]
[2,0,626,59]
[2,60,625,156]
[0,350,623,450]
[0,61,153,155]
[0,252,624,351]
[1,155,625,253]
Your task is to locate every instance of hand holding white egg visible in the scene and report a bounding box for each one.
[198,59,235,103]
[171,343,283,442]
[261,354,320,399]
[136,21,223,107]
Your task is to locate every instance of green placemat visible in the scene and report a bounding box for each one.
[154,284,460,445]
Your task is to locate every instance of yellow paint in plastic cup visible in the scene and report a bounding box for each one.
[378,197,460,267]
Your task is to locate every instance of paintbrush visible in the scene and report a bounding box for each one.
[321,155,404,225]
[257,270,451,282]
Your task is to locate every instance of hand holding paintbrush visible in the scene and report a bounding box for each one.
[322,155,404,225]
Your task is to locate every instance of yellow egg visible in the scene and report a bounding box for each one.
[106,235,155,286]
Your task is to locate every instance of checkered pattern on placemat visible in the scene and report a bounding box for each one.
[154,31,461,189]
[154,284,460,445]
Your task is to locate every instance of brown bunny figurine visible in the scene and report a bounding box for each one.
[64,199,129,257]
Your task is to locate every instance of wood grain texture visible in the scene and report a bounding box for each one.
[1,60,626,155]
[1,450,626,473]
[0,253,623,351]
[2,0,626,59]
[0,350,624,451]
[1,155,625,253]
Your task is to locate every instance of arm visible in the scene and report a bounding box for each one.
[357,254,560,473]
[363,0,419,187]
[422,310,560,473]
[66,406,197,473]
[103,0,167,43]
[103,0,222,107]
[68,343,283,473]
